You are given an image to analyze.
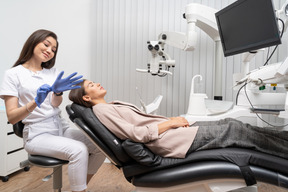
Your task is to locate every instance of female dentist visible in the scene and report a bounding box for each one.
[0,29,105,192]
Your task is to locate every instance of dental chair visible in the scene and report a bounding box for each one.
[13,121,69,192]
[66,103,288,192]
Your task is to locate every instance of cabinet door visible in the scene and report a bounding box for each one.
[6,150,28,174]
[0,111,28,176]
[6,134,24,152]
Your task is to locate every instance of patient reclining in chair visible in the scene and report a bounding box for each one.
[69,79,288,159]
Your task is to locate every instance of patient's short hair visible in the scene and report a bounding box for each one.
[69,79,93,108]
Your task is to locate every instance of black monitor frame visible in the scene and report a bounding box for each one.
[215,0,281,57]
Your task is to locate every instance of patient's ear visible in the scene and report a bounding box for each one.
[82,95,90,102]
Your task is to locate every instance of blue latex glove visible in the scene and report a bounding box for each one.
[51,71,83,93]
[35,84,52,107]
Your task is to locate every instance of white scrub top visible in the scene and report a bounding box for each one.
[0,65,61,124]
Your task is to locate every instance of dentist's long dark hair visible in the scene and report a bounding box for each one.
[13,29,59,69]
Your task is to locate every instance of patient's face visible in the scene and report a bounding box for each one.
[83,80,107,101]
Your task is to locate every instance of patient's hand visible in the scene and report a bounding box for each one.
[169,117,189,128]
[158,117,189,135]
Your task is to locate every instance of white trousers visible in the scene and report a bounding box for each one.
[24,115,106,191]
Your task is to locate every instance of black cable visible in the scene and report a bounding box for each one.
[266,47,270,62]
[263,18,284,66]
[279,18,285,37]
[235,82,247,105]
[263,45,279,66]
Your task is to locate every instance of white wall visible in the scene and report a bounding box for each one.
[0,0,93,120]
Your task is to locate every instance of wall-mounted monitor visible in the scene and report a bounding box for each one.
[215,0,281,57]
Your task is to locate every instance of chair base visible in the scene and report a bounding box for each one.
[53,166,63,191]
[135,179,258,192]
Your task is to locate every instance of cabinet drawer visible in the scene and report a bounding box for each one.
[5,122,13,133]
[6,149,27,174]
[6,134,24,152]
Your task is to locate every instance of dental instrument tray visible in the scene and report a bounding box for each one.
[251,107,285,115]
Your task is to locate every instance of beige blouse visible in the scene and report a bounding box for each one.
[93,100,198,158]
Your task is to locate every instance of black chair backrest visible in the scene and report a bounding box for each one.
[66,103,133,167]
[13,121,25,138]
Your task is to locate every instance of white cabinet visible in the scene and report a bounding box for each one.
[0,110,28,182]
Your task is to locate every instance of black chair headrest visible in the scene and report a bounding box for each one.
[66,103,86,122]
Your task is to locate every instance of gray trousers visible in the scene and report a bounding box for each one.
[187,118,288,159]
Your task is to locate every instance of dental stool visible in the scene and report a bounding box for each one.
[13,121,69,192]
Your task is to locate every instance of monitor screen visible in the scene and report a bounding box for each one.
[215,0,281,57]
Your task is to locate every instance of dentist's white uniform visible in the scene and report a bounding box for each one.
[0,65,105,191]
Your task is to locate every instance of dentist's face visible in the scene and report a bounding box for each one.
[33,36,57,63]
[84,80,107,100]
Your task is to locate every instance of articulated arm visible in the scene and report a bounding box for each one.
[136,3,219,77]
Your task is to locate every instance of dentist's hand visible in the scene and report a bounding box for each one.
[35,84,52,107]
[51,71,83,93]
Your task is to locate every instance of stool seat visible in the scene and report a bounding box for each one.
[29,155,69,167]
[12,121,69,191]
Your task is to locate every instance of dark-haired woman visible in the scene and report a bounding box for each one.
[0,30,105,192]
